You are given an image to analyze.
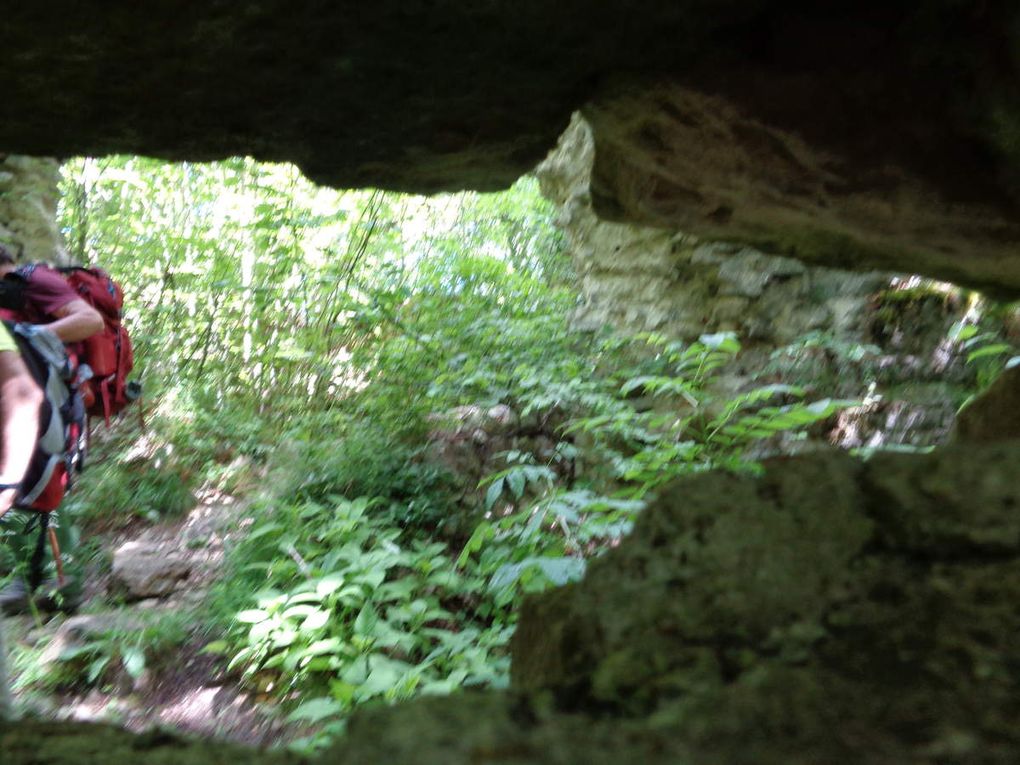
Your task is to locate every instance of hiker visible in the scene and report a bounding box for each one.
[0,323,48,615]
[0,247,102,613]
[0,249,103,344]
[0,324,43,520]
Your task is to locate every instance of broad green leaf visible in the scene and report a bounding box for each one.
[122,646,146,680]
[283,604,319,620]
[301,609,331,631]
[506,469,526,499]
[353,604,378,636]
[86,656,111,684]
[302,638,342,657]
[287,697,343,723]
[968,344,1011,363]
[485,477,505,511]
[357,656,414,700]
[236,609,270,624]
[316,574,345,597]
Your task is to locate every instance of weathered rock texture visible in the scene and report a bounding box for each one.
[507,442,1020,763]
[952,366,1020,443]
[110,541,193,600]
[538,116,978,449]
[2,3,1019,761]
[585,82,1020,297]
[0,614,10,721]
[0,156,70,265]
[538,116,893,344]
[0,721,297,764]
[0,3,1018,291]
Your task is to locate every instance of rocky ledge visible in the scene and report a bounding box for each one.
[0,3,1017,292]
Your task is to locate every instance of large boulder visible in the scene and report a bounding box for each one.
[110,542,192,601]
[0,721,296,764]
[508,442,1020,762]
[536,116,977,451]
[0,155,70,264]
[952,366,1020,443]
[536,115,893,344]
[585,79,1020,296]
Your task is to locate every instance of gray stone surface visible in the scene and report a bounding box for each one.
[7,442,1020,763]
[536,116,976,450]
[952,366,1020,444]
[0,155,70,265]
[585,83,1020,296]
[110,542,192,600]
[38,614,141,666]
[508,441,1020,763]
[537,116,892,344]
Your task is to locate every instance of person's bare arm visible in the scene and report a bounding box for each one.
[0,350,42,519]
[45,298,104,342]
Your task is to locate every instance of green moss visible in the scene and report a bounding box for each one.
[868,284,958,336]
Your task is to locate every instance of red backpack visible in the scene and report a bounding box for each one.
[0,265,138,594]
[58,266,138,424]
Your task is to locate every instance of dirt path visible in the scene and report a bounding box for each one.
[7,487,293,747]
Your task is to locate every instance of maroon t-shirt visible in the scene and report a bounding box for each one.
[5,266,85,359]
[18,266,79,324]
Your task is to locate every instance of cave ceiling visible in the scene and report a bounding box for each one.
[3,1,1018,292]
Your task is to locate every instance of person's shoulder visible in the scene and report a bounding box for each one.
[21,264,77,310]
[25,264,70,287]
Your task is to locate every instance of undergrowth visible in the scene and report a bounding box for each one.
[22,155,1013,754]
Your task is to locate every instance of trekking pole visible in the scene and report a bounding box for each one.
[46,526,65,588]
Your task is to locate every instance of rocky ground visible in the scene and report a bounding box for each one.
[5,487,291,746]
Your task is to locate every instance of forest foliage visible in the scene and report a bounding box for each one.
[40,155,1006,750]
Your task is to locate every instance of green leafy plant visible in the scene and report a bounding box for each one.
[949,320,1018,404]
[24,611,188,692]
[459,331,856,604]
[214,494,512,754]
[52,154,884,754]
[64,445,195,526]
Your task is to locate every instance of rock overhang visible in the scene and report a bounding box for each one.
[1,1,1017,292]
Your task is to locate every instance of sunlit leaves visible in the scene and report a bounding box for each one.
[223,494,513,751]
[459,328,859,609]
[58,157,565,425]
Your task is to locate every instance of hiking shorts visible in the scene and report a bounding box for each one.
[0,323,17,354]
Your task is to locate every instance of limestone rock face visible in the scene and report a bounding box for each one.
[537,116,976,450]
[0,1,704,193]
[585,83,1020,296]
[0,156,70,265]
[0,721,296,765]
[536,116,885,343]
[0,4,1017,291]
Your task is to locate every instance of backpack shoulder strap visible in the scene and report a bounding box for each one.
[15,263,39,280]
